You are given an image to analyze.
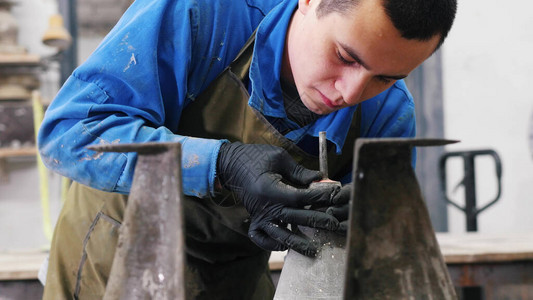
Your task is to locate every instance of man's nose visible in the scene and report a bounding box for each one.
[336,70,372,106]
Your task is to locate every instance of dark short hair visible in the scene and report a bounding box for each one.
[316,0,457,50]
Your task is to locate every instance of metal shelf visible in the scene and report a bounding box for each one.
[0,147,37,182]
[0,147,36,158]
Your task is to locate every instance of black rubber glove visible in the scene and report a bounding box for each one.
[326,183,352,233]
[217,142,342,257]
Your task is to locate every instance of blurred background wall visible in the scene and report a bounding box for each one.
[442,0,533,233]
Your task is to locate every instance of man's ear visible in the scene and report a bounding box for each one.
[297,0,313,15]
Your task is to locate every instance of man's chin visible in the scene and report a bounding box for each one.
[302,101,329,115]
[314,104,339,115]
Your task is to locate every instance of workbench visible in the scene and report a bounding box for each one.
[1,232,532,299]
[439,232,533,299]
[0,250,46,299]
[270,232,533,300]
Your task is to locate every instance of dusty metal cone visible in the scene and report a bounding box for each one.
[275,138,457,300]
[90,142,187,300]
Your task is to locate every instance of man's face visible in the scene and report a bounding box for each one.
[282,0,440,115]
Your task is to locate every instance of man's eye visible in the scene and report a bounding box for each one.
[337,50,354,65]
[377,76,392,84]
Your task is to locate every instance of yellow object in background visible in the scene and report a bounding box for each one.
[32,90,53,243]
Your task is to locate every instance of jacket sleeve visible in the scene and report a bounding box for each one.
[360,80,416,139]
[337,80,417,184]
[37,0,268,197]
[361,79,417,165]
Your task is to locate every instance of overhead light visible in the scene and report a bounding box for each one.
[42,14,72,51]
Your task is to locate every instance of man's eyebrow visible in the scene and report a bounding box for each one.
[339,43,408,80]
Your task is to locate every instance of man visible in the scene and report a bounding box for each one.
[38,0,456,298]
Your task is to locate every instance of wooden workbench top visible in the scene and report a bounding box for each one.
[269,232,533,270]
[1,232,532,280]
[437,232,533,264]
[0,250,47,281]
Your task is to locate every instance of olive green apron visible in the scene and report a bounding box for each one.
[43,33,360,300]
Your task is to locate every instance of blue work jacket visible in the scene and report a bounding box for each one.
[38,0,416,198]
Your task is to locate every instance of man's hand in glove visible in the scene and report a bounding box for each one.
[326,183,352,234]
[217,142,342,257]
